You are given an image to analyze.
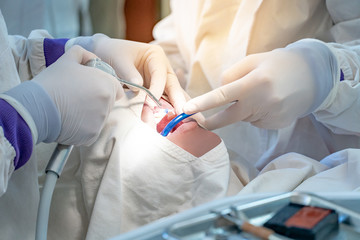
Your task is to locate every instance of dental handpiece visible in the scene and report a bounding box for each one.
[85,58,161,107]
[160,113,195,136]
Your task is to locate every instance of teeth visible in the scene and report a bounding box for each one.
[153,108,175,124]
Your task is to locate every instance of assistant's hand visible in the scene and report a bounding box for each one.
[34,45,124,145]
[90,34,186,112]
[183,39,338,130]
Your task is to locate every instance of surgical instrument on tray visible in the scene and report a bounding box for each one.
[85,58,161,107]
[215,212,292,240]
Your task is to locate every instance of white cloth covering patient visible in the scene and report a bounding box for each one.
[46,91,231,240]
[85,92,230,238]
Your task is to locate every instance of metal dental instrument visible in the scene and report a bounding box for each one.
[214,212,292,240]
[85,58,161,107]
[160,113,195,136]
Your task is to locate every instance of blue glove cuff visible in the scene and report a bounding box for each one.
[43,38,69,67]
[4,81,61,143]
[286,39,338,116]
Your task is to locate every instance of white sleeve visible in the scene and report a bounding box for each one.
[313,41,360,136]
[312,0,360,135]
[8,30,52,81]
[0,127,15,197]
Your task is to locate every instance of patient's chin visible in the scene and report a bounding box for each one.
[167,119,221,157]
[141,100,221,157]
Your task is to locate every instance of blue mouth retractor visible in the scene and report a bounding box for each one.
[160,113,195,136]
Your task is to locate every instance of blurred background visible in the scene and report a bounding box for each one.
[0,0,171,42]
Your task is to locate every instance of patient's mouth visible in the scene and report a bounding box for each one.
[146,99,221,157]
[156,111,198,136]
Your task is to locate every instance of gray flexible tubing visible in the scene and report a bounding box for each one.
[35,144,73,240]
[35,171,58,240]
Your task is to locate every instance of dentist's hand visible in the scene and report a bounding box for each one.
[34,45,124,145]
[183,39,338,130]
[90,34,186,112]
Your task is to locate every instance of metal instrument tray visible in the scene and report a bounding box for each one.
[163,192,360,240]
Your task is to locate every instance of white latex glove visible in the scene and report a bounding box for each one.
[31,45,123,145]
[67,34,186,113]
[183,39,338,130]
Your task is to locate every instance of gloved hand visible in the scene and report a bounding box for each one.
[67,34,186,113]
[33,45,123,145]
[183,39,338,130]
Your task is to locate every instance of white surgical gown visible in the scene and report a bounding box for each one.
[0,10,56,240]
[152,0,360,176]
